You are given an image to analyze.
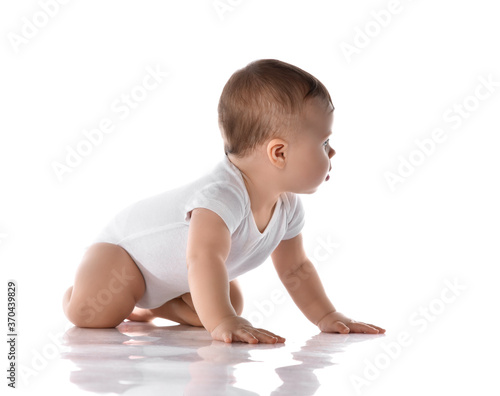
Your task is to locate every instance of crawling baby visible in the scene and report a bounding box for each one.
[63,59,385,343]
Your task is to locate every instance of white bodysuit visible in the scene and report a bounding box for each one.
[91,154,305,309]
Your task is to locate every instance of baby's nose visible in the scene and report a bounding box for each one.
[329,148,336,158]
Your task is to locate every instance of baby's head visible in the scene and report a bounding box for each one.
[218,59,336,193]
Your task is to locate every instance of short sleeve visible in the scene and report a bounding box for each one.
[184,182,246,235]
[282,193,305,240]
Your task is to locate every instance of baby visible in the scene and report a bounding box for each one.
[63,59,385,344]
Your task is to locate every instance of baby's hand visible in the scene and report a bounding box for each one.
[317,311,386,334]
[211,316,286,344]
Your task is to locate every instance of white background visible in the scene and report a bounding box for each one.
[1,0,499,394]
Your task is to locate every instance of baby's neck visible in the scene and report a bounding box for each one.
[227,153,283,216]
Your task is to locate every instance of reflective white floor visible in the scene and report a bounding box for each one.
[13,311,496,396]
[57,321,384,395]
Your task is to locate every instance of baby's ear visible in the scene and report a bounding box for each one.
[267,138,287,169]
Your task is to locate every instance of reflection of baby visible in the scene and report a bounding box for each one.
[185,342,261,396]
[62,59,385,343]
[63,325,199,394]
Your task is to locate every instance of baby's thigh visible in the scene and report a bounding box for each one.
[67,243,146,327]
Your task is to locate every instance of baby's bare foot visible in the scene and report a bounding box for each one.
[126,307,155,322]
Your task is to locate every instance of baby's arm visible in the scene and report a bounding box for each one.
[271,233,385,334]
[186,208,285,344]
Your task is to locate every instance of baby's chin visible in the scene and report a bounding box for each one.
[285,177,327,194]
[293,185,321,195]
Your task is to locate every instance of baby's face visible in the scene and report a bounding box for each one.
[287,97,335,193]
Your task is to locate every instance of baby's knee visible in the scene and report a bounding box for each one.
[62,286,122,328]
[62,286,88,327]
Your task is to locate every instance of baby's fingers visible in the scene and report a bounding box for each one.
[234,329,259,344]
[332,321,350,334]
[349,322,380,334]
[254,328,286,343]
[366,323,386,333]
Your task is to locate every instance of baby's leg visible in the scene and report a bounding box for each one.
[127,279,244,327]
[62,243,146,328]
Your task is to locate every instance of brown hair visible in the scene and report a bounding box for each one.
[218,59,333,158]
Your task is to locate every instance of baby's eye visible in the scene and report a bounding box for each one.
[323,139,330,147]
